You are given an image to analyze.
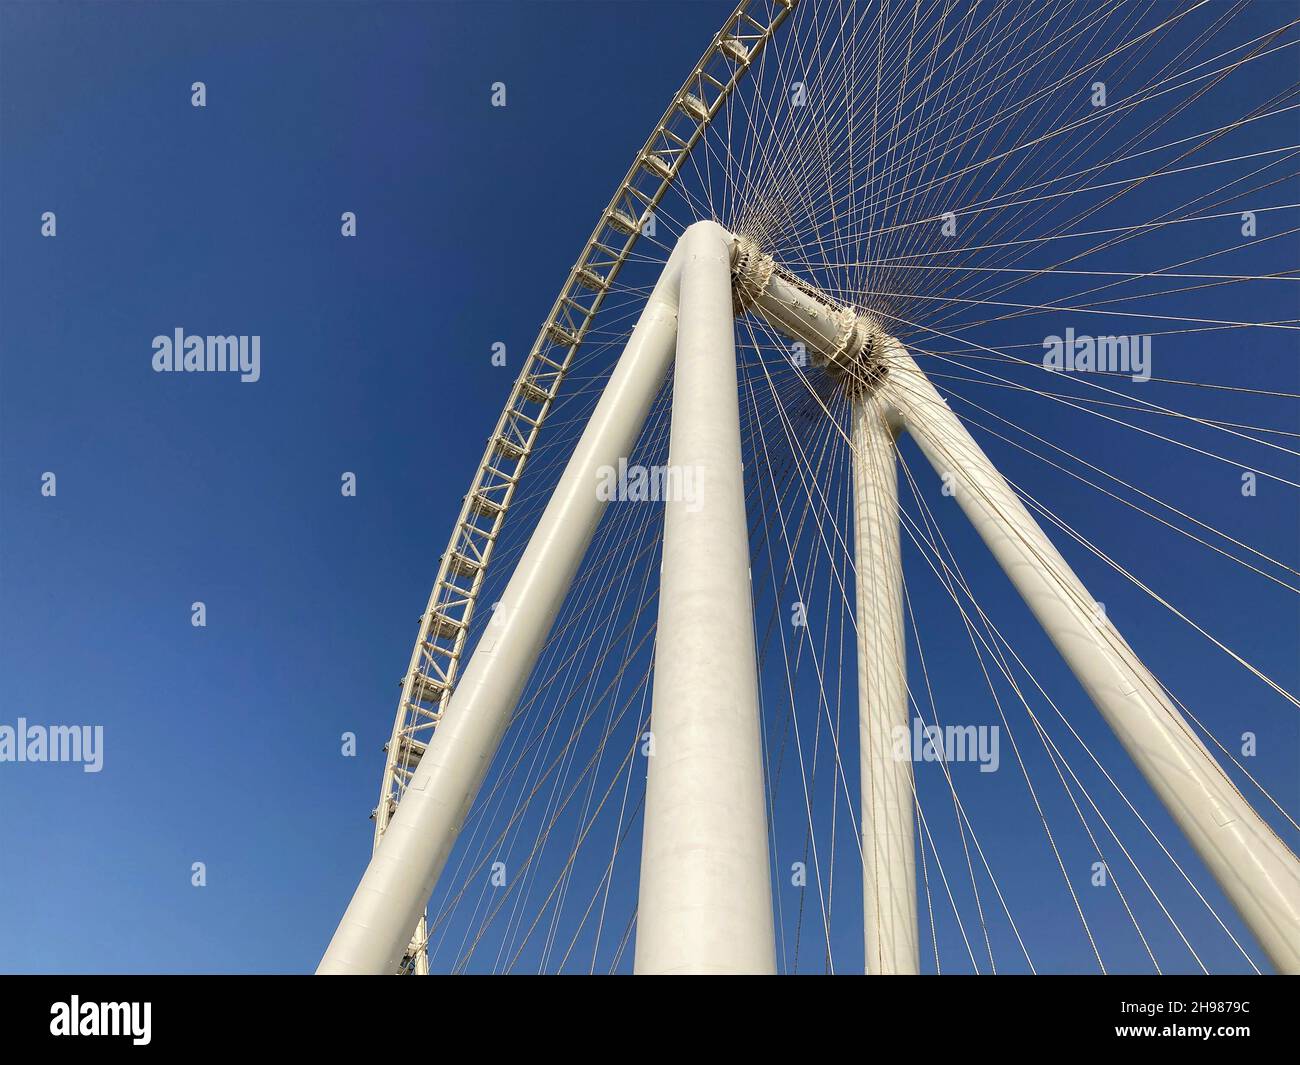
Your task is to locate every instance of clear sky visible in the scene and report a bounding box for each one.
[1,0,1296,974]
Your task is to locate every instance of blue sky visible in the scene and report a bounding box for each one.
[1,1,1296,974]
[0,0,731,974]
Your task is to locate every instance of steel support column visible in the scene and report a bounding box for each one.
[851,390,919,974]
[633,221,777,974]
[319,243,687,975]
[881,338,1300,974]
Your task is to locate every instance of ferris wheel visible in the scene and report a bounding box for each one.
[319,0,1300,975]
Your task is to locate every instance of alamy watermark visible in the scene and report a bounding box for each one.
[596,458,703,512]
[0,718,103,772]
[50,997,150,1045]
[1043,327,1151,382]
[892,719,999,772]
[152,328,260,382]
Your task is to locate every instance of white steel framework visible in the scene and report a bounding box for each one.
[370,0,796,974]
[322,222,1300,975]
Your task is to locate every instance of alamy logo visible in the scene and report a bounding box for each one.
[0,718,103,772]
[50,997,151,1045]
[152,328,261,382]
[892,719,1000,772]
[596,458,703,512]
[1042,327,1151,382]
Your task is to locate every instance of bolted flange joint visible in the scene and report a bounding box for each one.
[728,232,887,393]
[728,233,776,315]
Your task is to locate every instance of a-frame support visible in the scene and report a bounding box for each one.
[321,224,1300,976]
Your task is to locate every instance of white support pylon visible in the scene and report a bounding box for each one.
[735,237,924,973]
[851,389,920,974]
[318,241,687,975]
[634,221,777,974]
[880,337,1300,974]
[323,217,1300,974]
[730,233,1300,972]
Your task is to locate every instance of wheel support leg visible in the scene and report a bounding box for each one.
[633,221,777,974]
[882,339,1300,973]
[852,390,919,974]
[318,242,688,974]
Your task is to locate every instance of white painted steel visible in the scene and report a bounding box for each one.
[370,0,798,974]
[879,338,1300,974]
[851,391,920,974]
[633,221,777,975]
[326,209,1299,974]
[319,243,688,975]
[738,246,1300,974]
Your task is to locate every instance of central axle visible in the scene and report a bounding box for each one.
[728,232,886,387]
